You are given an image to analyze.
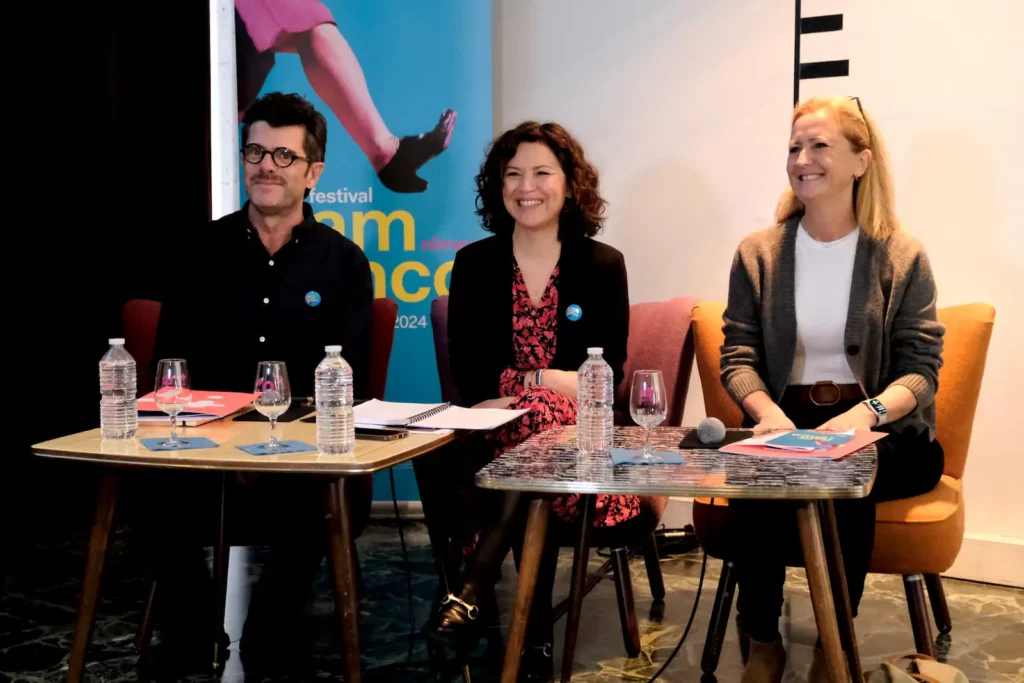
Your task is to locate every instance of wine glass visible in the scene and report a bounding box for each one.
[254,361,292,451]
[629,370,667,460]
[154,359,192,448]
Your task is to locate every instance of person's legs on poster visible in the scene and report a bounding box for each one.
[237,0,458,194]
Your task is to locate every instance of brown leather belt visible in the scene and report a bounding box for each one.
[791,382,865,406]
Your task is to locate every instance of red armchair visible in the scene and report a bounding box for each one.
[129,296,400,654]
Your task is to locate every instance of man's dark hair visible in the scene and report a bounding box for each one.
[241,92,328,163]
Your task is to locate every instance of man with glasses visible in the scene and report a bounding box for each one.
[149,92,373,672]
[155,91,372,397]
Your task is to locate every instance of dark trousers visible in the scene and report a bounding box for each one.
[732,393,944,643]
[470,488,562,641]
[416,439,561,643]
[137,471,371,645]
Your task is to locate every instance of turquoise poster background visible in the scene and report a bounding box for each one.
[236,0,492,500]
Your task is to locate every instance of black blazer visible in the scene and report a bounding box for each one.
[447,234,630,407]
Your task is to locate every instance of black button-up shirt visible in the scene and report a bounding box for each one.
[153,202,372,398]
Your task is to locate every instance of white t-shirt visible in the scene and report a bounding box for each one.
[790,222,859,385]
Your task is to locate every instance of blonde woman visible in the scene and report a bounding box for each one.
[721,96,945,682]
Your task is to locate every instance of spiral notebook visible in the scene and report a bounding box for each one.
[353,399,527,430]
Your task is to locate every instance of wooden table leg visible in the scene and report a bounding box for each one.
[68,470,121,683]
[211,473,229,670]
[818,501,863,682]
[501,498,550,683]
[795,501,850,683]
[560,494,596,683]
[326,477,362,683]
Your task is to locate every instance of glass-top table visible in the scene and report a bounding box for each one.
[475,426,874,683]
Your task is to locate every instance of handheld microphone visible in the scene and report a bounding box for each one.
[696,417,727,445]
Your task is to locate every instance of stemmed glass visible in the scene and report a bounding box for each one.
[154,359,192,448]
[254,361,292,451]
[629,370,667,461]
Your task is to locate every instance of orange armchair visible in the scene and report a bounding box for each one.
[689,301,995,672]
[869,303,995,654]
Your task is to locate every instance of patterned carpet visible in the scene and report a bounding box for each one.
[2,521,1022,682]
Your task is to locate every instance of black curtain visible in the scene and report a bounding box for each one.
[12,0,210,537]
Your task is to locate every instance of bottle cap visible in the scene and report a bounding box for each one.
[325,345,342,353]
[109,338,125,345]
[587,347,603,355]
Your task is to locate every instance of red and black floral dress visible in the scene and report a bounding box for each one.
[485,261,640,528]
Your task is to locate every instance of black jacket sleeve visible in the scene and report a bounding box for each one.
[447,245,503,407]
[337,245,374,400]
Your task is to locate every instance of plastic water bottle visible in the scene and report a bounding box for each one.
[315,345,355,454]
[99,338,138,439]
[577,347,614,455]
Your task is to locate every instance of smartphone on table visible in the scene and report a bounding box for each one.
[355,426,409,441]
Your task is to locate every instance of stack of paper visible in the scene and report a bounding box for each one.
[353,399,527,431]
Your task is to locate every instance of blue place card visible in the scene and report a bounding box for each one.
[237,440,318,456]
[610,447,685,466]
[141,437,219,451]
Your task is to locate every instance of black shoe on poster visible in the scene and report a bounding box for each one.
[377,109,457,193]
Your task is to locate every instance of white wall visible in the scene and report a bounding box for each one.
[496,0,1024,581]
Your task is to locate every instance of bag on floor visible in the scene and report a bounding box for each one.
[865,654,969,683]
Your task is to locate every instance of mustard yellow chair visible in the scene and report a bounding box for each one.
[689,301,996,672]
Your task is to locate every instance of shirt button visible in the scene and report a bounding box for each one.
[259,336,266,343]
[269,260,275,266]
[263,297,270,304]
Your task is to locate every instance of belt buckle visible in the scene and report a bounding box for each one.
[810,381,841,406]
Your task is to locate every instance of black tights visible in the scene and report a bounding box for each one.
[732,395,944,643]
[463,489,560,643]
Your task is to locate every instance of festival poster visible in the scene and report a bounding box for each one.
[235,0,492,403]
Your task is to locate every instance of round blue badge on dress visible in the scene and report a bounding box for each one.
[304,291,322,307]
[566,304,582,321]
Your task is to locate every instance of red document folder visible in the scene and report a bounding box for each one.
[137,390,257,425]
[720,429,887,460]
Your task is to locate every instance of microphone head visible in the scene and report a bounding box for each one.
[696,417,727,445]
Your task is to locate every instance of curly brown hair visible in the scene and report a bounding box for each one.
[475,121,607,240]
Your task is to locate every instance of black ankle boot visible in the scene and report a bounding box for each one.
[520,639,554,682]
[377,109,457,193]
[518,615,555,682]
[425,584,497,650]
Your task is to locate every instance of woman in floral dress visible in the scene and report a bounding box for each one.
[426,121,635,678]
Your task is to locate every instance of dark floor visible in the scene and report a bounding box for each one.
[2,521,1022,682]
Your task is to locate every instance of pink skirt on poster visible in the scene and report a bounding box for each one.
[235,0,336,53]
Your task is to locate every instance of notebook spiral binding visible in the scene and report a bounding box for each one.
[408,402,452,424]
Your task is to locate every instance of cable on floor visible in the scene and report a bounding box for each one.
[645,498,715,683]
